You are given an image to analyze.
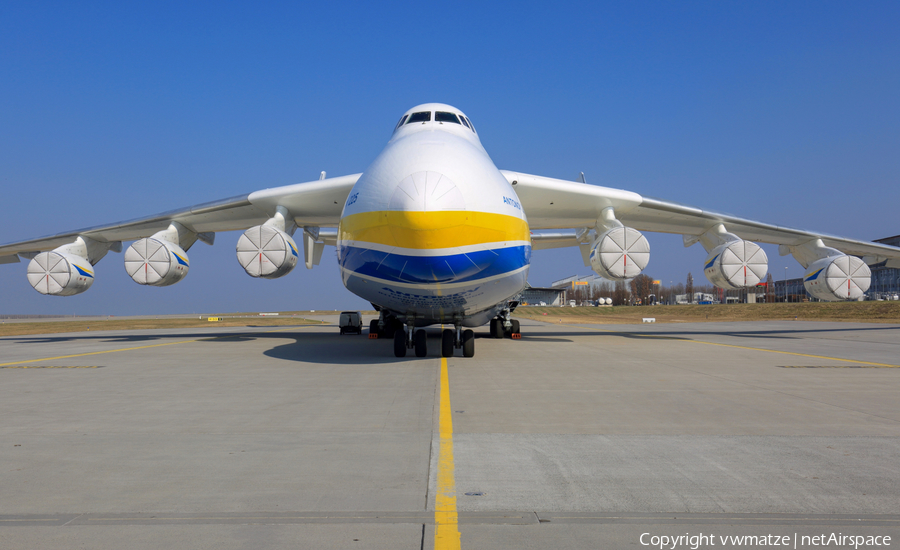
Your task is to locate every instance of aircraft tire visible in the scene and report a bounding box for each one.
[393,329,406,358]
[414,329,428,357]
[462,329,475,357]
[511,320,521,337]
[369,319,380,336]
[441,329,455,357]
[490,318,502,339]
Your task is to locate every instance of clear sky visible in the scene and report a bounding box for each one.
[2,2,899,315]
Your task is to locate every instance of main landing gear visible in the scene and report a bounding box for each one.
[391,324,476,358]
[392,326,430,358]
[489,317,521,339]
[380,313,522,359]
[440,326,474,358]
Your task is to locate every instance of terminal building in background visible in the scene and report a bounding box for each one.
[867,234,900,300]
[773,234,900,302]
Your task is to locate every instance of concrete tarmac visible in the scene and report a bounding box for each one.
[1,317,899,549]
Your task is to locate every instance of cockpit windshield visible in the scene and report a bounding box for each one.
[396,108,477,135]
[406,111,431,124]
[435,111,461,124]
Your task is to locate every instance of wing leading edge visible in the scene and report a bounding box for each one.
[0,174,360,259]
[506,170,900,265]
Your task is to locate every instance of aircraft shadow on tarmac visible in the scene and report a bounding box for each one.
[260,330,576,363]
[7,324,897,348]
[6,324,897,364]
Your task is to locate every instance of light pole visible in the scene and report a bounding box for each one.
[784,266,788,303]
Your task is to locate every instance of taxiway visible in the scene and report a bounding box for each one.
[1,317,898,549]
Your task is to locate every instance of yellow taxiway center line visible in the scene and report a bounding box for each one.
[0,326,301,367]
[435,357,461,550]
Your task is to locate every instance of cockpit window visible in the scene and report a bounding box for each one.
[462,116,476,133]
[435,111,461,124]
[407,111,432,124]
[395,115,408,129]
[459,116,470,129]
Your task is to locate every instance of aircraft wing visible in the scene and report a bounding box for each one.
[0,174,360,262]
[504,170,900,265]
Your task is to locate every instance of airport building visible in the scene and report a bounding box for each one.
[769,235,900,302]
[868,234,900,300]
[519,286,567,306]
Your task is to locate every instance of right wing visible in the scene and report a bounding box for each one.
[0,174,360,262]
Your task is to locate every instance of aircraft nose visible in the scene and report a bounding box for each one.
[389,171,465,211]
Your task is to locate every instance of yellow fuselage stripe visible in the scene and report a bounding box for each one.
[435,357,461,550]
[340,210,529,249]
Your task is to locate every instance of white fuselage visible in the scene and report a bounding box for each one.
[336,104,531,327]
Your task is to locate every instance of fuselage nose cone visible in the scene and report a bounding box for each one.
[389,171,465,212]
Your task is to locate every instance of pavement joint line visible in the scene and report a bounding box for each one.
[3,513,899,526]
[435,356,461,550]
[683,339,900,368]
[0,326,304,367]
[561,322,900,368]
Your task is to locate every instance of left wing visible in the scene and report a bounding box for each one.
[505,170,899,301]
[505,170,900,264]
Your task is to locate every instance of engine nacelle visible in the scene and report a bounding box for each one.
[589,226,650,280]
[803,255,870,301]
[236,225,298,278]
[124,238,189,286]
[26,251,95,296]
[703,240,768,290]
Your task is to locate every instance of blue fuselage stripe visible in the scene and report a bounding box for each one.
[339,244,531,285]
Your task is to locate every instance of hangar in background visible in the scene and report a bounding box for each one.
[520,285,566,306]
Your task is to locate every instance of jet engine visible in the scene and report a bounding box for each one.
[589,226,650,280]
[124,238,190,286]
[236,225,298,278]
[26,251,95,296]
[803,255,870,301]
[703,240,768,289]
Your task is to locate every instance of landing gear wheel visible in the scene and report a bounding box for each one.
[510,319,521,339]
[393,329,407,358]
[383,320,398,338]
[441,329,455,357]
[369,319,380,337]
[462,329,475,358]
[490,318,503,339]
[414,329,428,357]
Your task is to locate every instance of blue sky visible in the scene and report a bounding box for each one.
[1,2,898,315]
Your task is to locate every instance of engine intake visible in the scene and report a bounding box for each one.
[236,225,298,278]
[803,255,870,301]
[589,227,650,280]
[26,251,95,296]
[703,240,768,289]
[124,238,190,286]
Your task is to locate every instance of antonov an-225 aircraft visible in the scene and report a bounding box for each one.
[3,103,900,358]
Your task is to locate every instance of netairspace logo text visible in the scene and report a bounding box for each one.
[640,532,891,549]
